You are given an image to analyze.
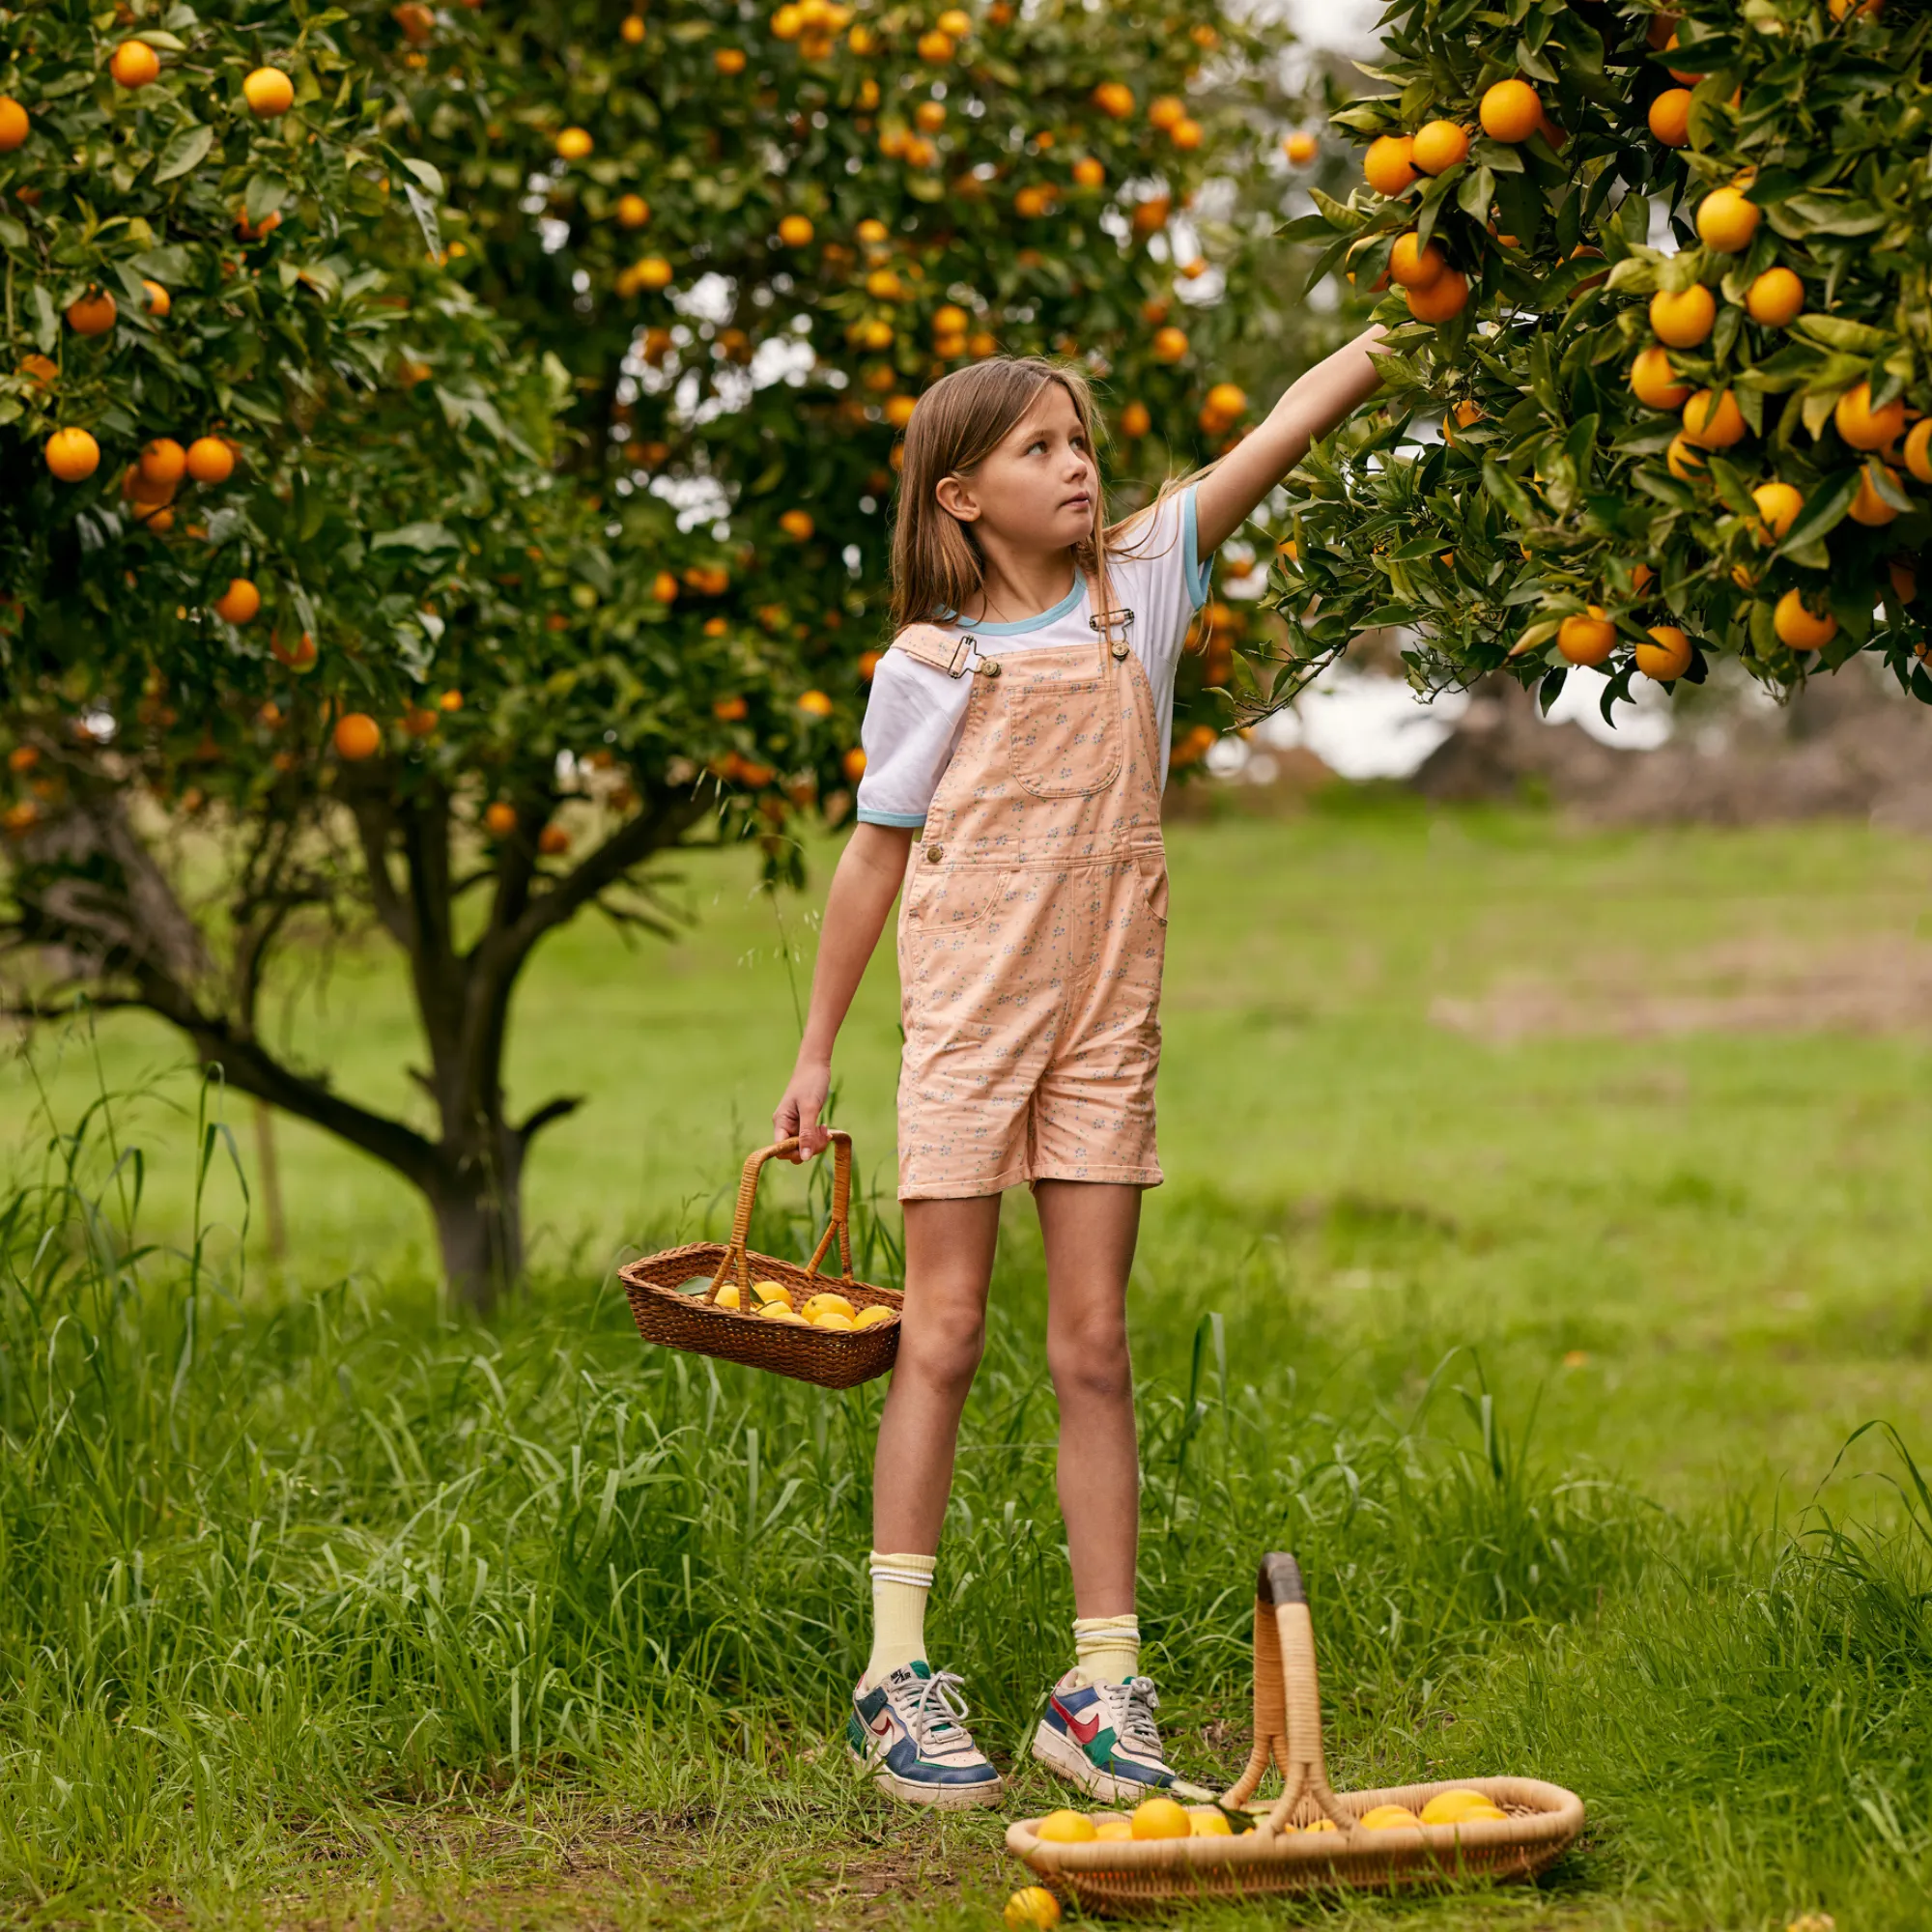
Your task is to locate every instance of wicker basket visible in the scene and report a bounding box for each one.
[1008,1552,1585,1914]
[618,1131,901,1390]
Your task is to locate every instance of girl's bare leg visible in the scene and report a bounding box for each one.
[1034,1179,1142,1618]
[871,1193,1004,1551]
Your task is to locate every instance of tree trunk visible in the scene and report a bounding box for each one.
[429,1140,526,1315]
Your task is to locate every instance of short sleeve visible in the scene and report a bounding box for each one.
[1105,484,1212,700]
[854,647,971,828]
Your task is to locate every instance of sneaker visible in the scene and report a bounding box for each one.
[846,1661,1006,1809]
[1032,1670,1177,1804]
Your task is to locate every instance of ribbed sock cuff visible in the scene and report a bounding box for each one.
[1072,1611,1141,1686]
[866,1549,936,1690]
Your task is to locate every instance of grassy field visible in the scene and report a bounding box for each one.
[5,794,1932,1930]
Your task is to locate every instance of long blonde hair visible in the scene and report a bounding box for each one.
[888,356,1184,637]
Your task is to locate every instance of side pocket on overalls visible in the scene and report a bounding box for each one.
[1134,850,1170,924]
[902,865,1009,935]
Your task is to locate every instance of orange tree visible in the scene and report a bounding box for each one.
[1260,0,1930,729]
[2,0,1315,1307]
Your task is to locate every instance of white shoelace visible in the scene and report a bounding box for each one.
[1116,1675,1167,1761]
[900,1669,980,1758]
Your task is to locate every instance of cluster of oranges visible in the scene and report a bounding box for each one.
[704,1276,895,1330]
[27,49,296,483]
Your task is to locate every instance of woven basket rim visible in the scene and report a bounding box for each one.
[1008,1774,1583,1872]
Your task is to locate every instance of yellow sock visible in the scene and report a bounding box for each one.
[866,1550,936,1689]
[1072,1612,1140,1685]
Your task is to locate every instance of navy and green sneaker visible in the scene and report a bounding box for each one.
[846,1661,1005,1809]
[1031,1671,1176,1804]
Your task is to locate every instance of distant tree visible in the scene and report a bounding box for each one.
[2,0,1322,1307]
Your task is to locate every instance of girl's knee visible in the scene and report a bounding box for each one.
[1047,1323,1131,1404]
[904,1307,986,1395]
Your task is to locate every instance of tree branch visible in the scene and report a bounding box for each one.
[516,1094,583,1140]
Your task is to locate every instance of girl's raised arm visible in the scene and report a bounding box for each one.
[1191,326,1389,555]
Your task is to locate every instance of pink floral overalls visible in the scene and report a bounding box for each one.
[889,584,1169,1201]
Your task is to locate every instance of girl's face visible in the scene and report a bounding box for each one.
[938,382,1095,554]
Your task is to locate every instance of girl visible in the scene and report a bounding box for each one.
[773,330,1386,1809]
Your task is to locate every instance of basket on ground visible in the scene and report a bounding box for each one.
[619,1131,900,1390]
[1008,1552,1584,1913]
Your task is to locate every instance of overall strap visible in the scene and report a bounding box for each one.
[890,621,1003,679]
[1085,548,1134,665]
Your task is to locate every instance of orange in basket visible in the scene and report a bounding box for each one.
[620,1132,901,1389]
[1007,1552,1584,1911]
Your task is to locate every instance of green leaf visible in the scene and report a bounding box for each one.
[370,522,461,554]
[154,125,214,185]
[243,174,289,226]
[1775,469,1860,558]
[1794,315,1889,356]
[402,157,446,200]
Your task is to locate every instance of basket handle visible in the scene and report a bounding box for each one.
[705,1131,856,1301]
[1218,1552,1349,1834]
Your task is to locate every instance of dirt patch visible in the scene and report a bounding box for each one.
[1431,932,1932,1042]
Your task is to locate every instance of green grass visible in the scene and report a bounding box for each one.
[6,796,1932,1929]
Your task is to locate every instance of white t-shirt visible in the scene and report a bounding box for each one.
[855,485,1211,828]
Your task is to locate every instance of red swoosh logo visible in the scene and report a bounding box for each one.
[1053,1698,1102,1747]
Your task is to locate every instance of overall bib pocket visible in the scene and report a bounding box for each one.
[901,864,1009,937]
[1009,675,1123,799]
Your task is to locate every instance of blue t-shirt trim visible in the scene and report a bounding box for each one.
[856,807,927,828]
[1182,485,1210,611]
[934,574,1086,636]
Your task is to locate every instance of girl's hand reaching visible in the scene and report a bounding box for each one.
[774,1055,834,1162]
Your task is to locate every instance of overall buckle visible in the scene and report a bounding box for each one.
[1091,607,1135,660]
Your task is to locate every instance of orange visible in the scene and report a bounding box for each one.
[141,278,171,318]
[1360,1805,1423,1831]
[1363,134,1416,196]
[243,66,295,116]
[1479,79,1542,143]
[1035,1810,1095,1844]
[484,801,518,837]
[937,8,973,36]
[841,747,867,781]
[651,570,679,603]
[1284,130,1319,164]
[185,436,237,484]
[1773,589,1835,650]
[885,394,917,428]
[1389,233,1446,290]
[1647,88,1691,147]
[1649,284,1715,348]
[66,290,118,337]
[714,46,747,73]
[1204,382,1247,420]
[1121,400,1151,438]
[1848,460,1902,527]
[1630,347,1690,411]
[1634,625,1692,680]
[1405,268,1468,324]
[616,193,650,228]
[916,100,947,132]
[916,28,953,59]
[1665,435,1706,481]
[1905,418,1932,486]
[439,689,464,710]
[1072,156,1104,187]
[1093,82,1135,121]
[538,824,570,855]
[19,354,57,388]
[1151,325,1188,363]
[1148,95,1186,130]
[1410,120,1469,175]
[777,213,813,246]
[1833,383,1905,452]
[271,630,318,672]
[400,705,438,738]
[779,508,814,541]
[333,713,382,760]
[44,428,100,482]
[1889,558,1917,604]
[1130,1797,1193,1841]
[1004,1889,1061,1932]
[1557,607,1616,667]
[1682,388,1746,449]
[555,126,593,160]
[1662,33,1704,82]
[635,257,673,290]
[0,96,28,152]
[139,438,187,489]
[621,13,645,41]
[1169,117,1203,150]
[213,578,261,624]
[1751,481,1804,539]
[1745,267,1803,327]
[798,689,835,716]
[110,40,161,87]
[1696,186,1758,253]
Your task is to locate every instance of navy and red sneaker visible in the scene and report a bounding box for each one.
[846,1661,1005,1809]
[1032,1670,1176,1803]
